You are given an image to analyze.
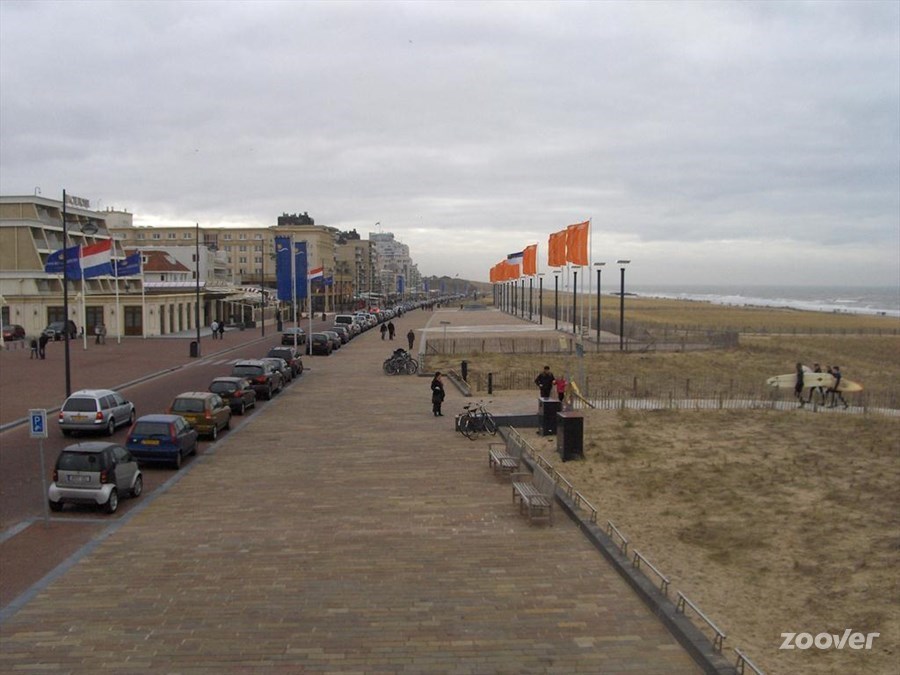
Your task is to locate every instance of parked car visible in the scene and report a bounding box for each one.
[306,333,333,356]
[209,376,257,415]
[334,315,361,335]
[261,356,293,384]
[167,392,231,440]
[58,389,136,437]
[281,327,307,346]
[125,414,198,469]
[48,442,142,514]
[266,347,304,377]
[43,320,78,341]
[321,330,342,351]
[231,359,284,400]
[2,324,25,341]
[330,325,351,342]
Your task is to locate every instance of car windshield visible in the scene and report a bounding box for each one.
[233,365,263,377]
[171,399,205,413]
[57,452,106,471]
[268,350,290,359]
[63,398,98,412]
[210,382,238,394]
[132,421,171,438]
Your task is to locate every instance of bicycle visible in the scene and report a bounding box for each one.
[382,349,419,375]
[457,400,497,440]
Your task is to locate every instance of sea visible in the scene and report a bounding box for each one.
[627,284,900,319]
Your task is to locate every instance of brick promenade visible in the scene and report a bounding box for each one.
[0,308,700,673]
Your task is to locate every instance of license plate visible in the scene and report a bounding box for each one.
[73,415,88,422]
[67,474,90,483]
[142,439,160,445]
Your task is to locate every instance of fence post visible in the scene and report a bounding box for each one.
[487,372,493,395]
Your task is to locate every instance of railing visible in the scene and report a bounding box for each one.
[676,592,727,652]
[734,648,766,674]
[632,550,670,596]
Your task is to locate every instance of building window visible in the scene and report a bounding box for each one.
[152,233,161,240]
[183,232,192,239]
[167,232,177,239]
[136,233,145,241]
[239,233,247,240]
[239,245,247,252]
[223,233,232,240]
[255,233,262,240]
[239,257,247,263]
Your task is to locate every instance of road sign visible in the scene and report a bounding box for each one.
[29,409,48,439]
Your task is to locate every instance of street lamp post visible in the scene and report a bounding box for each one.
[194,222,201,357]
[260,248,266,338]
[617,260,630,351]
[537,273,545,325]
[594,262,605,351]
[553,271,560,330]
[572,266,580,336]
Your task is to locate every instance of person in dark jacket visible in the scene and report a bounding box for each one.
[431,372,445,416]
[38,333,49,359]
[407,329,415,350]
[794,363,805,408]
[535,365,555,398]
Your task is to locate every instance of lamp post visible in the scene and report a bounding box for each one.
[594,262,605,351]
[537,273,545,324]
[553,271,560,330]
[617,260,630,351]
[194,222,201,357]
[528,276,533,321]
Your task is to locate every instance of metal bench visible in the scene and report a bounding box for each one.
[488,438,522,478]
[511,464,556,525]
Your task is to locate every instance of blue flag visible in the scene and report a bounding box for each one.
[44,245,82,278]
[397,275,404,294]
[113,252,141,277]
[275,237,308,301]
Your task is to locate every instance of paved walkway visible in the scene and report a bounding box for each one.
[0,308,700,673]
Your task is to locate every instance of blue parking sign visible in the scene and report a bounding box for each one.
[29,409,48,439]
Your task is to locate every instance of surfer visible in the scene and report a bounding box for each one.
[794,363,806,407]
[828,365,849,409]
[807,363,825,405]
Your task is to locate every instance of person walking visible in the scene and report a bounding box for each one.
[218,321,225,339]
[38,332,49,360]
[94,323,103,344]
[829,365,849,409]
[430,371,445,416]
[555,375,567,403]
[807,362,825,405]
[380,323,387,340]
[29,337,39,359]
[406,329,415,350]
[211,320,219,340]
[387,321,395,340]
[794,362,806,408]
[535,365,555,399]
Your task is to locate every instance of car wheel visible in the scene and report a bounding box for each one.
[49,500,63,512]
[239,401,246,415]
[106,417,116,436]
[131,475,143,498]
[224,415,231,431]
[174,451,183,469]
[265,385,272,400]
[210,425,218,441]
[105,488,119,514]
[128,409,136,426]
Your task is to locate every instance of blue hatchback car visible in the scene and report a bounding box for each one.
[125,414,199,469]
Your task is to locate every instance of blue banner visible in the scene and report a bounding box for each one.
[397,275,404,294]
[276,237,309,301]
[113,252,141,277]
[44,245,82,278]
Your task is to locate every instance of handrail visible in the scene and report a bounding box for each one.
[676,592,726,652]
[632,550,670,596]
[734,648,765,674]
[606,521,629,556]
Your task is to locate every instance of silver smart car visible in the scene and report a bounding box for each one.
[48,442,143,514]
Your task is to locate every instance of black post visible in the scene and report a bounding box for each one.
[195,222,201,356]
[528,277,533,321]
[619,265,625,351]
[572,269,578,335]
[554,274,559,330]
[538,275,543,325]
[62,190,71,397]
[596,267,602,351]
[260,250,265,338]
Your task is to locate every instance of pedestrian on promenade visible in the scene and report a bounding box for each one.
[794,362,806,408]
[555,375,567,403]
[29,337,39,359]
[388,321,395,340]
[828,365,849,409]
[218,322,225,339]
[94,323,103,344]
[407,329,415,350]
[380,323,387,340]
[38,333,49,360]
[807,362,825,405]
[211,320,219,340]
[431,372,445,417]
[535,365,555,398]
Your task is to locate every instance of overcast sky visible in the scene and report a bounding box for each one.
[1,0,898,287]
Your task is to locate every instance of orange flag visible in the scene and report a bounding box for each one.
[522,244,538,276]
[548,230,567,267]
[566,220,589,265]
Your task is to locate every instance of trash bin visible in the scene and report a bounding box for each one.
[538,397,561,436]
[557,412,584,461]
[461,360,468,382]
[189,341,199,358]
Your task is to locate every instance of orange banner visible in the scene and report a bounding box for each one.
[548,230,567,267]
[566,220,589,265]
[522,244,537,276]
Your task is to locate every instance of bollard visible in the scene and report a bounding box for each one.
[487,372,493,394]
[461,360,468,382]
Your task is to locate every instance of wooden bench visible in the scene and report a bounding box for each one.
[511,464,556,525]
[488,439,522,478]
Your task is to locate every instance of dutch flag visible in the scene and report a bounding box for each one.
[81,240,113,278]
[307,266,324,281]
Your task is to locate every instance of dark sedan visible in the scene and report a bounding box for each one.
[125,414,198,470]
[209,376,257,415]
[281,327,306,346]
[231,360,284,400]
[266,347,304,377]
[307,333,333,356]
[2,324,25,341]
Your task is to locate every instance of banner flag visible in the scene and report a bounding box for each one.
[294,241,308,299]
[566,220,589,265]
[507,250,524,265]
[113,252,142,277]
[275,236,293,301]
[81,240,113,278]
[44,245,82,277]
[397,275,404,294]
[308,266,324,281]
[522,244,538,276]
[548,230,567,267]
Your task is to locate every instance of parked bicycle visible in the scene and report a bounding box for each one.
[457,400,497,440]
[382,348,419,375]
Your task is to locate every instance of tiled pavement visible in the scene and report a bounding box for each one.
[0,308,701,673]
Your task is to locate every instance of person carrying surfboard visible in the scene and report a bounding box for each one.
[794,363,806,408]
[807,363,825,405]
[828,366,850,409]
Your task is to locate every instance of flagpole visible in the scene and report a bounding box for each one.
[114,258,121,344]
[291,235,298,351]
[587,218,593,343]
[81,285,87,351]
[140,253,146,339]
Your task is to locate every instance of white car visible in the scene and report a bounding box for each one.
[48,442,143,513]
[58,389,136,436]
